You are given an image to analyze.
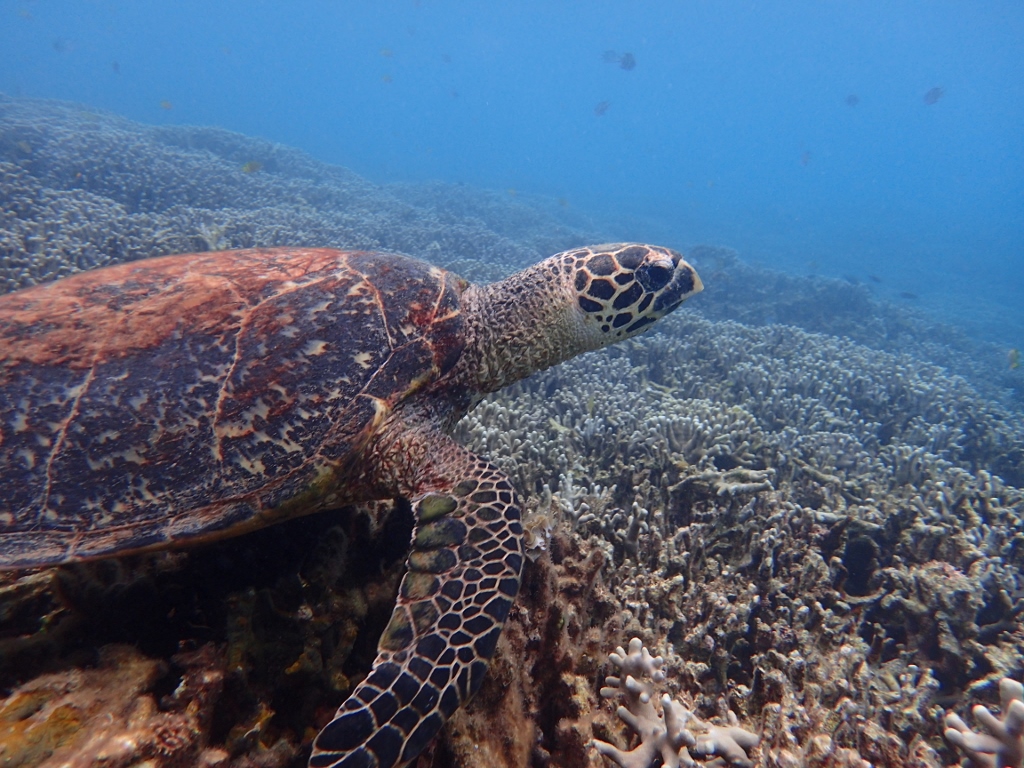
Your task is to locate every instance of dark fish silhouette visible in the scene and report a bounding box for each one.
[594,101,610,116]
[601,50,636,70]
[868,274,882,284]
[898,291,918,300]
[845,94,860,107]
[924,87,944,105]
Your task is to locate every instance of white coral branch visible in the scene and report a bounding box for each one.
[593,637,759,768]
[945,678,1024,768]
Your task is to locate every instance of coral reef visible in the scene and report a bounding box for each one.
[0,95,583,293]
[2,94,1024,767]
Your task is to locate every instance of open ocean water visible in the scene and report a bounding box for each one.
[1,3,1024,768]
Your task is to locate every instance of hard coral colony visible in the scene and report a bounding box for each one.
[0,97,1023,768]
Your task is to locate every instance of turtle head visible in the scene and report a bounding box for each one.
[565,243,703,350]
[465,243,702,394]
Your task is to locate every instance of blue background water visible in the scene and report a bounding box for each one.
[2,0,1022,344]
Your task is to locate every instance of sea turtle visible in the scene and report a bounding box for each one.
[0,243,702,767]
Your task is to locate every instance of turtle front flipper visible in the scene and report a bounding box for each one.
[309,447,524,768]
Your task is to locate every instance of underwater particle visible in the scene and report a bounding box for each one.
[845,94,860,106]
[558,197,569,208]
[160,100,173,110]
[507,188,517,197]
[111,61,120,74]
[602,49,619,63]
[868,274,882,283]
[380,48,393,57]
[240,161,263,174]
[924,86,945,104]
[801,150,812,166]
[441,53,451,63]
[619,52,636,70]
[18,8,32,20]
[51,38,73,53]
[594,101,610,116]
[1009,348,1021,370]
[381,74,393,84]
[898,290,919,300]
[15,141,31,154]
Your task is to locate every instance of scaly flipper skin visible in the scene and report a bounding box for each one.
[310,437,523,768]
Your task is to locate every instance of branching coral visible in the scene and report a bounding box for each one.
[946,677,1024,768]
[593,638,759,768]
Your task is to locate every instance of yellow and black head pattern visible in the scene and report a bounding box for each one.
[568,243,703,342]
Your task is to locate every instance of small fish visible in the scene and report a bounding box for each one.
[380,48,393,58]
[594,101,610,116]
[441,53,451,64]
[18,8,32,20]
[558,197,568,208]
[801,151,812,166]
[241,161,263,174]
[15,141,31,154]
[111,61,120,74]
[924,86,944,105]
[1010,349,1021,370]
[159,100,173,110]
[619,52,636,71]
[602,50,619,63]
[898,291,918,300]
[845,94,860,107]
[52,37,72,53]
[507,188,517,197]
[381,74,393,84]
[868,274,882,283]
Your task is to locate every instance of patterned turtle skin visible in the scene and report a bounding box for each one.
[0,243,702,767]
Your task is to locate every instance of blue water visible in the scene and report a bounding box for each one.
[2,0,1022,342]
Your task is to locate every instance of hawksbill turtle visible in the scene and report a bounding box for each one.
[0,243,702,767]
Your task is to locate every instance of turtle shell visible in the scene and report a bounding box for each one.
[0,248,467,567]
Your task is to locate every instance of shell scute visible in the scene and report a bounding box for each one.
[0,247,467,567]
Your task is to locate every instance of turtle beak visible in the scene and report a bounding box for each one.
[653,258,703,314]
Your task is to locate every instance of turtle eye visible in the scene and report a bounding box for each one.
[636,263,673,292]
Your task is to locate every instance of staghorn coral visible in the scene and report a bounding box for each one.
[945,677,1024,767]
[592,637,759,768]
